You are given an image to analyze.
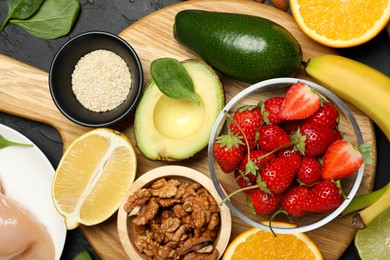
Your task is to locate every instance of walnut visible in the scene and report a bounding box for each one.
[158,197,181,207]
[176,182,202,200]
[208,212,220,231]
[182,248,219,260]
[126,178,221,260]
[151,178,181,198]
[132,198,159,226]
[123,188,151,213]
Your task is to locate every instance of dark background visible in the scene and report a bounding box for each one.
[0,1,389,259]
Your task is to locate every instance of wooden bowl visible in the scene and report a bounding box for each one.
[117,165,232,259]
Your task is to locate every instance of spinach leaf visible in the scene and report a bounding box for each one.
[150,58,200,105]
[0,135,33,149]
[9,0,80,39]
[0,0,44,30]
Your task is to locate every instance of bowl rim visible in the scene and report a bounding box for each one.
[117,165,232,259]
[49,30,144,128]
[208,77,365,234]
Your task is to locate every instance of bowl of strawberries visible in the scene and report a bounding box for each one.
[208,77,370,234]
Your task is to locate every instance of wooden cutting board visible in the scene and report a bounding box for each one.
[0,0,377,259]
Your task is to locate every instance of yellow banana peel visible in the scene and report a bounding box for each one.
[305,55,390,141]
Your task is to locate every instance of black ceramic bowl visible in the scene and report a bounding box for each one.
[49,31,143,127]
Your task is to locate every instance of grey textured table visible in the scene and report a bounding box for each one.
[0,1,389,259]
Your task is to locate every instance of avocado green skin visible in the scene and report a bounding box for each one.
[174,10,303,84]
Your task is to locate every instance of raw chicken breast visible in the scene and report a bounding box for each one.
[0,183,55,260]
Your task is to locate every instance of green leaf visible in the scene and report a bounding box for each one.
[0,0,44,30]
[0,135,33,149]
[9,0,80,39]
[150,58,200,105]
[73,250,92,260]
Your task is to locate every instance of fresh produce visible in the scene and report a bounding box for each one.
[213,132,245,173]
[0,134,32,149]
[52,128,137,230]
[354,207,390,259]
[213,82,369,220]
[304,180,344,213]
[321,139,371,181]
[0,0,80,39]
[343,182,390,230]
[222,224,323,259]
[135,59,224,161]
[230,105,263,150]
[278,82,321,120]
[173,10,302,84]
[305,54,390,141]
[290,0,390,47]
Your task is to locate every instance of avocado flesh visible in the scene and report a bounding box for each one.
[174,10,303,84]
[134,60,225,161]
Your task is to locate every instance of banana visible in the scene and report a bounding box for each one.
[304,55,390,141]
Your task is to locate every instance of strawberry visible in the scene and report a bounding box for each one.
[297,157,322,186]
[277,146,301,158]
[292,123,337,157]
[248,189,283,216]
[261,96,284,124]
[281,186,310,217]
[303,102,339,129]
[230,105,263,150]
[235,150,276,194]
[321,139,371,181]
[213,133,245,173]
[305,180,344,213]
[260,155,301,194]
[278,82,321,120]
[280,119,302,135]
[258,124,291,152]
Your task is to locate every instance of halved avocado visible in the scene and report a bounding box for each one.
[134,59,225,161]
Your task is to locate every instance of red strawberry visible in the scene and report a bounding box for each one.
[213,133,245,173]
[278,82,321,120]
[235,150,276,194]
[258,124,291,152]
[280,119,303,135]
[297,157,322,186]
[277,146,301,158]
[261,96,284,124]
[281,186,310,217]
[321,139,371,181]
[292,123,337,157]
[260,155,301,194]
[303,102,339,129]
[248,189,283,216]
[305,181,344,213]
[230,105,263,150]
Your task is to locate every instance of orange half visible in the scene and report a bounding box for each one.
[222,222,323,259]
[290,0,390,48]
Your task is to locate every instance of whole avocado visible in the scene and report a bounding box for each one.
[173,10,303,84]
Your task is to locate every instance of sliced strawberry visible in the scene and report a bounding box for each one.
[297,157,322,186]
[292,123,337,157]
[260,155,301,194]
[230,105,263,150]
[261,96,284,125]
[281,186,310,217]
[303,102,339,129]
[321,139,371,180]
[278,82,321,120]
[248,189,283,216]
[305,180,344,213]
[258,124,291,152]
[213,133,245,173]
